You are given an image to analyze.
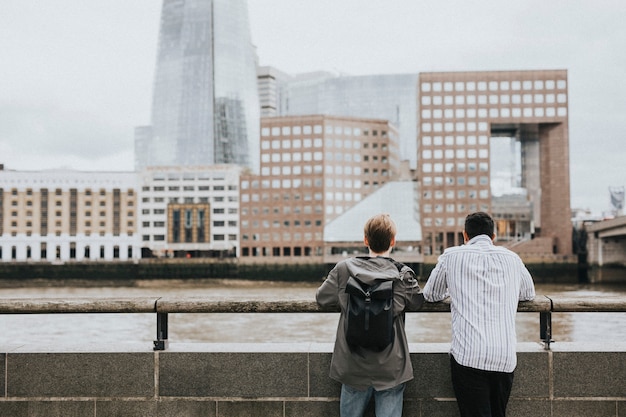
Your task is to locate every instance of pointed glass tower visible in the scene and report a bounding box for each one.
[135,0,259,172]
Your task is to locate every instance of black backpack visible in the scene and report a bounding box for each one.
[344,259,405,351]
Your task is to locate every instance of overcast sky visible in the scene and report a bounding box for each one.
[1,0,625,215]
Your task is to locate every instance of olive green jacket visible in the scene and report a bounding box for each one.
[316,256,424,390]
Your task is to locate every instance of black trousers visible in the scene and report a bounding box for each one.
[450,355,514,417]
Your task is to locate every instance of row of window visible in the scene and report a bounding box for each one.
[0,245,133,260]
[421,93,567,107]
[2,231,133,237]
[7,219,134,227]
[150,175,232,182]
[422,135,489,146]
[141,208,233,215]
[243,180,370,195]
[242,219,322,228]
[423,176,489,186]
[423,217,466,227]
[141,196,238,204]
[422,121,487,133]
[422,108,567,124]
[259,164,378,177]
[241,232,322,242]
[240,246,322,257]
[4,200,133,207]
[3,189,134,196]
[259,162,324,176]
[422,149,489,160]
[263,138,323,149]
[262,138,391,150]
[424,203,489,213]
[144,185,237,192]
[142,234,236,242]
[261,152,388,165]
[421,79,567,93]
[423,189,490,200]
[242,205,323,215]
[261,125,387,137]
[422,162,487,173]
[242,175,322,191]
[8,209,133,217]
[142,221,237,228]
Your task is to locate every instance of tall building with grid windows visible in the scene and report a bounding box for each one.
[417,70,571,259]
[239,115,401,261]
[135,0,260,173]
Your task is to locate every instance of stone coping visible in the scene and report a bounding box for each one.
[2,341,626,354]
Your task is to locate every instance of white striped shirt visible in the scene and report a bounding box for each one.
[423,235,535,372]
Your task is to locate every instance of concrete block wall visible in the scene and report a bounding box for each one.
[0,342,624,417]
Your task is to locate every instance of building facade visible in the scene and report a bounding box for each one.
[0,169,138,262]
[239,115,401,261]
[138,165,242,258]
[417,70,571,257]
[257,66,291,117]
[135,0,260,173]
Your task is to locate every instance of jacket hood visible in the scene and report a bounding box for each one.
[344,256,401,285]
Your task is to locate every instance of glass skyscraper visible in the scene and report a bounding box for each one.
[135,0,260,173]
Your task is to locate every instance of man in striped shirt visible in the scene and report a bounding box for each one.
[423,212,535,417]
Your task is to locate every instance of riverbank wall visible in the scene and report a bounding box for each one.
[1,342,624,417]
[0,260,601,284]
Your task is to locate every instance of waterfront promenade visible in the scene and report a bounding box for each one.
[0,296,625,416]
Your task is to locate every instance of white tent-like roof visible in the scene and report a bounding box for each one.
[324,181,421,243]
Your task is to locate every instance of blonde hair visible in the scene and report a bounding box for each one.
[364,213,397,253]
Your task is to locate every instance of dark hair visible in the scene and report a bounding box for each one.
[464,212,494,239]
[364,213,397,253]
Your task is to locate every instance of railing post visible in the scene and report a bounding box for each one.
[154,312,169,351]
[540,311,553,350]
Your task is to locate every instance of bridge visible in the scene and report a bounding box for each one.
[1,297,625,416]
[587,215,626,268]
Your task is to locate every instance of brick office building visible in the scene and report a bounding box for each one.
[417,70,571,259]
[239,115,401,262]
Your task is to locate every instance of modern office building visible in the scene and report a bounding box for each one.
[239,115,402,261]
[135,0,260,173]
[138,165,243,258]
[257,69,419,169]
[257,66,291,117]
[417,70,571,258]
[0,168,139,262]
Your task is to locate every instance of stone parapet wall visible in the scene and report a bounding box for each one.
[0,342,624,417]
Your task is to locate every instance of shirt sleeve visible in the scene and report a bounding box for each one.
[315,265,340,308]
[518,260,536,301]
[423,254,449,302]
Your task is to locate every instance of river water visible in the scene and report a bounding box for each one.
[0,279,625,346]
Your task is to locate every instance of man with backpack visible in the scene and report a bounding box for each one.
[316,213,424,417]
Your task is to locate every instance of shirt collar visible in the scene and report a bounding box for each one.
[466,234,493,245]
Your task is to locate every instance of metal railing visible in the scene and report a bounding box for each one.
[1,295,625,351]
